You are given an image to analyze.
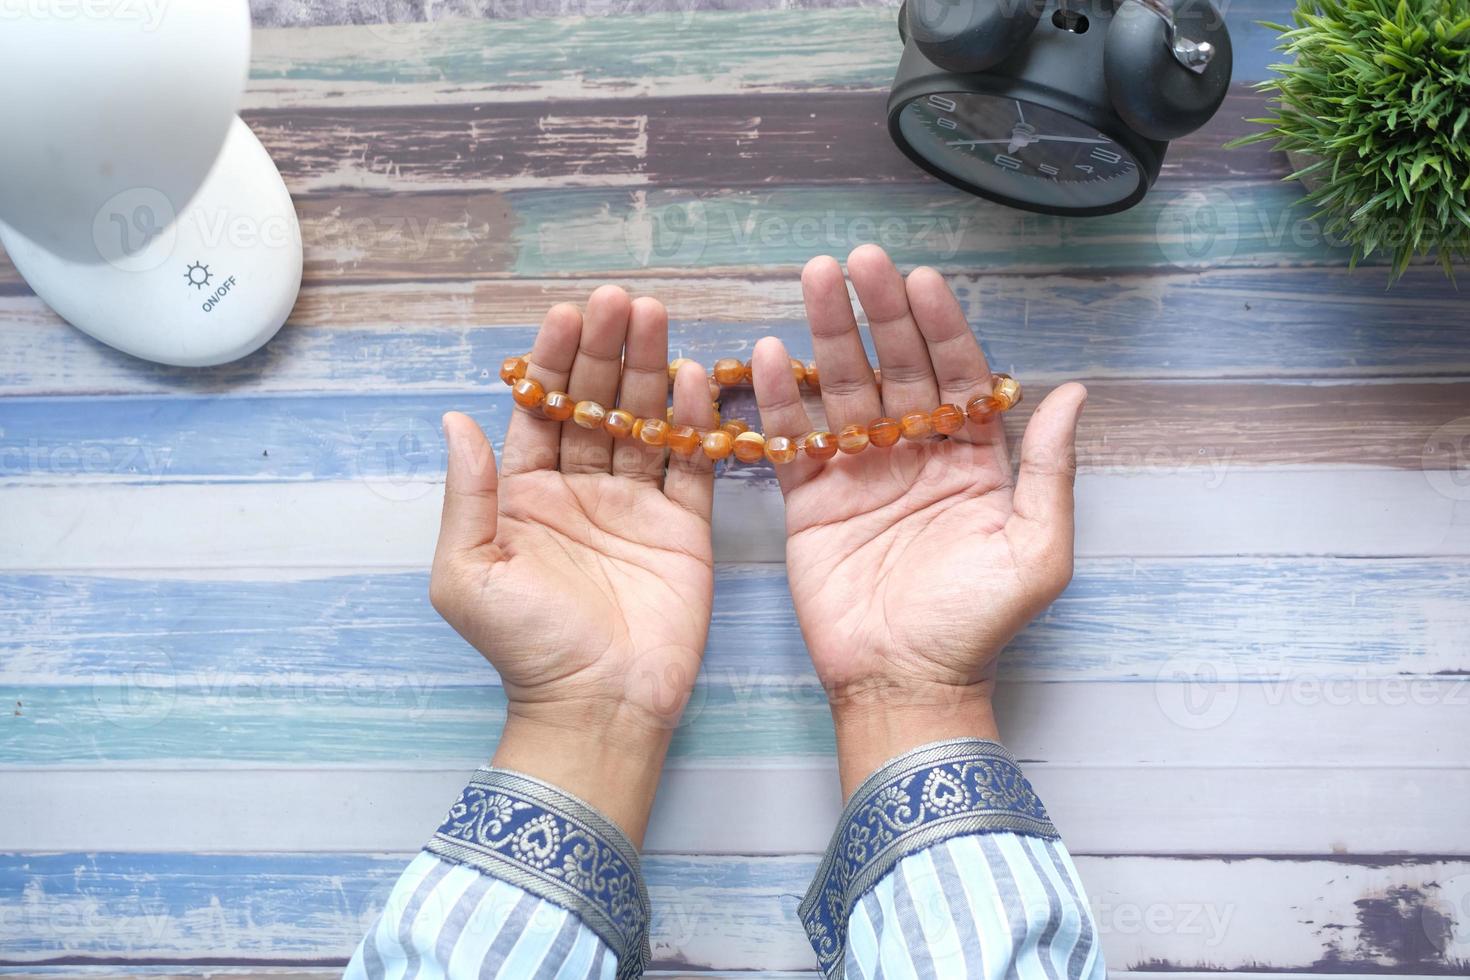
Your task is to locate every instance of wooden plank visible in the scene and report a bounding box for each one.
[0,852,1465,972]
[243,6,1293,108]
[4,266,1469,397]
[5,558,1467,685]
[2,765,1466,856]
[2,468,1466,571]
[61,975,1456,980]
[0,179,1400,290]
[4,679,1466,767]
[222,88,1279,196]
[0,381,1464,486]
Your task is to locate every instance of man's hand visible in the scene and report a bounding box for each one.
[752,246,1086,797]
[431,286,716,842]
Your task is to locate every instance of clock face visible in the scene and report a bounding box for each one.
[897,92,1144,211]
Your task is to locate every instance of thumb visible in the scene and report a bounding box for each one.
[1010,382,1086,539]
[437,411,499,556]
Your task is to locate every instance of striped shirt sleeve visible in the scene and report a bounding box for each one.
[344,767,651,980]
[800,738,1105,979]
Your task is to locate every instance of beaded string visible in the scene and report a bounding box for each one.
[499,354,1022,464]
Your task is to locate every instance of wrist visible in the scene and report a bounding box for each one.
[829,680,1000,800]
[492,699,672,847]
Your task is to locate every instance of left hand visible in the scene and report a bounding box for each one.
[431,286,717,842]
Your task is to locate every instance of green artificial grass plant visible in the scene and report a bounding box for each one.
[1230,0,1470,280]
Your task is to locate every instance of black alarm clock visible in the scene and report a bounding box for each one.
[888,0,1232,215]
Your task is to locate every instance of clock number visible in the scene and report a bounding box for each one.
[937,117,958,130]
[994,154,1022,170]
[1075,163,1095,174]
[928,94,958,112]
[1038,163,1060,177]
[1090,147,1123,164]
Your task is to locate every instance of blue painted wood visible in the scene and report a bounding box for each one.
[1,683,836,765]
[5,560,1465,684]
[7,266,1468,397]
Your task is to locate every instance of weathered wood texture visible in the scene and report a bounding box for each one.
[1,3,1467,976]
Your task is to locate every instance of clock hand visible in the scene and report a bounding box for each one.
[946,139,1013,145]
[1030,135,1110,144]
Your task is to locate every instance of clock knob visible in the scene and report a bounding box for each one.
[1105,0,1232,140]
[904,0,1042,74]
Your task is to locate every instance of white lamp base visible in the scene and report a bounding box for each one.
[0,117,302,368]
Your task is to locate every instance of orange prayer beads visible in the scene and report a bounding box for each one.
[500,356,1021,466]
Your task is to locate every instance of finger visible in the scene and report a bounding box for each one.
[663,361,717,521]
[802,255,883,431]
[502,304,582,476]
[905,265,995,447]
[1011,383,1087,539]
[435,412,499,557]
[561,285,633,475]
[751,336,820,492]
[846,244,940,419]
[613,296,671,484]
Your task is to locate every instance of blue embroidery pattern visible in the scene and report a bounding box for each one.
[426,768,650,980]
[798,739,1058,978]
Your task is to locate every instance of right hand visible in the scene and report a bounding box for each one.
[751,246,1087,793]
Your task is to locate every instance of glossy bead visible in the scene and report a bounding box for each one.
[666,406,676,422]
[638,418,669,447]
[900,411,933,441]
[603,408,636,439]
[713,358,745,385]
[499,355,528,384]
[708,379,722,401]
[765,435,798,464]
[965,395,1000,423]
[789,358,808,385]
[742,360,755,383]
[802,430,838,460]
[720,418,750,438]
[512,377,546,409]
[732,431,766,463]
[868,417,901,447]
[573,400,607,429]
[542,390,575,421]
[666,424,700,456]
[991,373,1022,411]
[702,429,734,460]
[837,423,870,454]
[668,357,696,381]
[931,403,966,435]
[805,361,820,389]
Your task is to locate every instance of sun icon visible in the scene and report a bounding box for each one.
[184,262,212,290]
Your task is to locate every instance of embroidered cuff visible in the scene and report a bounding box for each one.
[425,767,651,980]
[798,738,1058,978]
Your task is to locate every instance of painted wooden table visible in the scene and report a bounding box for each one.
[2,2,1469,976]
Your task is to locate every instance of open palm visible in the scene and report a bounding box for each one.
[752,246,1086,713]
[431,288,716,732]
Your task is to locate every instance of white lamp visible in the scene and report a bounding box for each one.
[0,0,302,367]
